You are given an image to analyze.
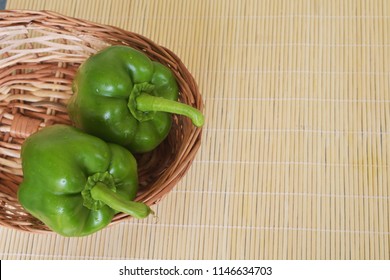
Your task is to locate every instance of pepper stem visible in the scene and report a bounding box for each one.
[90,182,154,219]
[135,93,204,127]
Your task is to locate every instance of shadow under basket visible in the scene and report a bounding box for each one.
[0,10,204,233]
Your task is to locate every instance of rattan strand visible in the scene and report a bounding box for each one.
[0,10,204,233]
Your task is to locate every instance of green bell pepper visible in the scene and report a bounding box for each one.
[18,124,153,237]
[67,45,204,153]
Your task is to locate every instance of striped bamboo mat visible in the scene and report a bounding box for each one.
[1,0,390,260]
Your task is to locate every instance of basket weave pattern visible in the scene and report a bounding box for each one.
[0,10,203,233]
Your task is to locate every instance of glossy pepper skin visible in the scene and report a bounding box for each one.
[18,125,153,237]
[67,45,204,153]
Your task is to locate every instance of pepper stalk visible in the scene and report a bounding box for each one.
[90,182,153,219]
[82,172,153,219]
[128,82,204,127]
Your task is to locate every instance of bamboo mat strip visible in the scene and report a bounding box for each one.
[0,0,390,260]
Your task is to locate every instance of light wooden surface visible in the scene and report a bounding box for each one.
[1,0,390,260]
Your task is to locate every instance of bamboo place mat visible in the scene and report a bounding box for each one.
[1,0,390,260]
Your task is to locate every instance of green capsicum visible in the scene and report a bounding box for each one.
[18,124,153,237]
[67,45,204,153]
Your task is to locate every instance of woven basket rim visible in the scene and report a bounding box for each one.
[0,9,204,234]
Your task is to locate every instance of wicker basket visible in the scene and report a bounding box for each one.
[0,10,204,233]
